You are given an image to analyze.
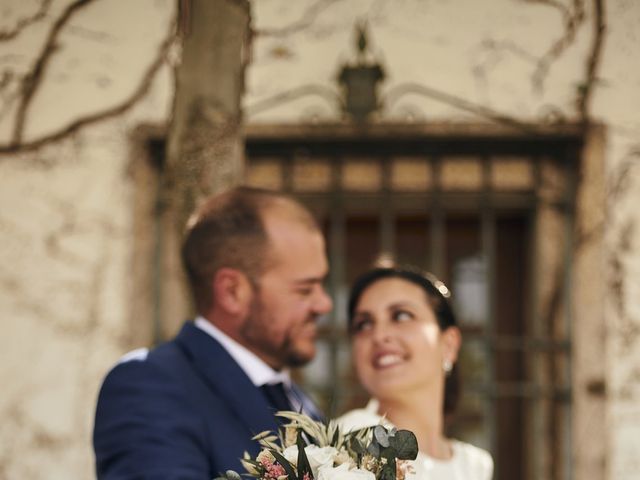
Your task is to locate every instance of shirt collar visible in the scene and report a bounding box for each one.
[194,316,291,387]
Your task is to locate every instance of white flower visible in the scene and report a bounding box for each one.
[317,463,376,480]
[282,445,299,465]
[333,449,356,468]
[282,445,339,477]
[256,449,275,464]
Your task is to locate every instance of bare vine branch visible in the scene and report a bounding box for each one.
[12,0,95,146]
[576,0,606,121]
[0,22,177,154]
[607,146,640,204]
[0,0,52,42]
[479,38,539,65]
[529,0,586,94]
[253,0,342,37]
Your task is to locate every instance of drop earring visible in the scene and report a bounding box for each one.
[442,359,453,374]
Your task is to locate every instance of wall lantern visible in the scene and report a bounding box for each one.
[337,22,385,123]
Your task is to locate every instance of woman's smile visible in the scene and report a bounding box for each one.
[372,349,408,369]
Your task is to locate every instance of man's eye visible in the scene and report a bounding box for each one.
[296,287,313,296]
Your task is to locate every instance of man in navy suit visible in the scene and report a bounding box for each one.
[93,187,333,479]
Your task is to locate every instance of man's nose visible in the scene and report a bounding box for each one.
[314,286,333,314]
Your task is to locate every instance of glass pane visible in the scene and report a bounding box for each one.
[441,156,483,190]
[293,156,332,191]
[491,157,534,190]
[460,336,489,385]
[336,341,364,414]
[345,216,380,284]
[396,216,430,270]
[301,339,332,388]
[245,158,282,190]
[452,254,489,327]
[445,216,482,312]
[391,157,431,191]
[495,215,529,479]
[342,158,382,191]
[451,391,491,451]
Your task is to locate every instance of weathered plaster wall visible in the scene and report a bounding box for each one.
[0,0,175,478]
[596,4,640,478]
[247,0,599,123]
[0,0,638,478]
[246,1,640,479]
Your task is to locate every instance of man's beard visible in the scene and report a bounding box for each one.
[241,294,316,369]
[281,334,315,368]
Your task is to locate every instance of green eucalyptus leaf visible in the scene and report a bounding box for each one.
[350,437,366,455]
[367,440,381,457]
[390,430,419,460]
[213,471,243,480]
[373,425,390,448]
[225,471,243,480]
[379,460,397,480]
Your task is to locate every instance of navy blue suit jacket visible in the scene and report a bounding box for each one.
[93,321,316,479]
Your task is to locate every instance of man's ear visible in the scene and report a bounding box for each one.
[442,326,462,364]
[212,268,253,316]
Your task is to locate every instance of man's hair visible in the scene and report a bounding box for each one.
[181,186,319,313]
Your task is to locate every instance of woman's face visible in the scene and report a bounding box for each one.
[350,277,459,399]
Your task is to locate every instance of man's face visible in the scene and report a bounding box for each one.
[240,214,332,369]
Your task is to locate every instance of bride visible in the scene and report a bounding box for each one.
[338,265,493,480]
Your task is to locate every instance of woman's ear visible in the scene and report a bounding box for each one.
[442,326,462,364]
[212,268,253,316]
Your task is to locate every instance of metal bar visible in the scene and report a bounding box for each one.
[327,156,346,418]
[480,156,498,470]
[530,155,545,480]
[429,156,445,277]
[379,156,395,256]
[463,333,571,351]
[282,153,294,192]
[465,382,572,400]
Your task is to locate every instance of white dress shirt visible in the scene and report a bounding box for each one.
[194,316,304,412]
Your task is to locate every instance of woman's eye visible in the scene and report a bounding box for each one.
[351,317,373,333]
[392,310,414,322]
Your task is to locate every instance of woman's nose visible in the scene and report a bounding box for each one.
[371,321,392,344]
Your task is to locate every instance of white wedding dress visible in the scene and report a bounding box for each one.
[337,400,494,480]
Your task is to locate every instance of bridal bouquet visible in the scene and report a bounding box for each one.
[216,411,418,480]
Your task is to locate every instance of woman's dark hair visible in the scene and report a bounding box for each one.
[347,265,460,418]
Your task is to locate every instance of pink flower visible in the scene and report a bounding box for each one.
[262,461,286,480]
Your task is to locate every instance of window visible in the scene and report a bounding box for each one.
[245,123,583,480]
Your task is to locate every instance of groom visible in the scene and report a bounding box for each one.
[93,187,332,479]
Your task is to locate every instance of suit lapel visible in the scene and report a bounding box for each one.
[175,322,279,437]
